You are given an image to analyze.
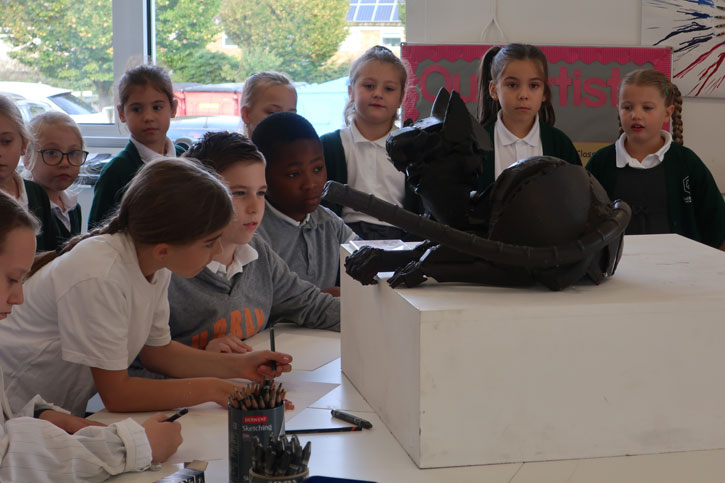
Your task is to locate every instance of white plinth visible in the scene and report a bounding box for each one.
[340,234,725,469]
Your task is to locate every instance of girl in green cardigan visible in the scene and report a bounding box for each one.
[23,111,85,251]
[587,69,725,250]
[0,94,57,252]
[88,64,183,229]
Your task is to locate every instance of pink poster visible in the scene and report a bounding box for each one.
[401,44,671,163]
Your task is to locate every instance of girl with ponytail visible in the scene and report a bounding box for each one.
[476,43,581,189]
[0,158,292,418]
[587,69,725,249]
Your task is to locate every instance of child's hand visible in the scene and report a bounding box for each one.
[239,350,292,382]
[142,413,183,464]
[38,410,107,434]
[206,333,253,353]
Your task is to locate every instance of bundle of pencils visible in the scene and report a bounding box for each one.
[250,434,311,477]
[227,380,286,410]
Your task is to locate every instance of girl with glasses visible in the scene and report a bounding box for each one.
[23,111,88,251]
[0,94,57,252]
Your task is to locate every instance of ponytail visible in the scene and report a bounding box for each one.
[478,43,556,127]
[28,158,233,278]
[477,46,501,126]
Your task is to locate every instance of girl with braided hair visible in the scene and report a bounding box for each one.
[587,69,725,249]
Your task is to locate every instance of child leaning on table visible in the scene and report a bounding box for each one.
[254,112,359,297]
[0,158,292,419]
[0,190,181,482]
[130,131,339,365]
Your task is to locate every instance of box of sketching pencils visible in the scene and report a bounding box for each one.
[228,381,286,483]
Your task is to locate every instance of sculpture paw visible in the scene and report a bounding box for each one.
[388,261,427,288]
[344,247,385,285]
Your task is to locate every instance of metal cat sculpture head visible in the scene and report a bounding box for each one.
[323,88,631,290]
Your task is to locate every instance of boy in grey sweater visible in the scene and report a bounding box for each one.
[142,132,339,364]
[253,112,358,297]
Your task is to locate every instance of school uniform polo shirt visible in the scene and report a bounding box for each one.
[493,111,543,179]
[207,244,259,280]
[614,130,672,169]
[338,122,405,226]
[129,136,176,162]
[49,189,79,232]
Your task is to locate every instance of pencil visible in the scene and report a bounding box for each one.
[270,327,277,372]
[286,426,364,434]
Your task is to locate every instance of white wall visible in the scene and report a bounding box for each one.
[406,0,725,189]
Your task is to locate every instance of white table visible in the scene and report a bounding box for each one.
[101,234,725,481]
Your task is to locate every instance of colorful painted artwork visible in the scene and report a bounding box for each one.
[642,0,725,98]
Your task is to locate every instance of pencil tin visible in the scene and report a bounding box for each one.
[248,468,309,482]
[229,405,286,483]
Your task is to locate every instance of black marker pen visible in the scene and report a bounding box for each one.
[331,409,373,429]
[163,408,188,422]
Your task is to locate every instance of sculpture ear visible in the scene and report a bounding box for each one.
[431,87,450,120]
[442,90,472,144]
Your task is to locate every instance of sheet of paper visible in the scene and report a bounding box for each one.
[245,325,340,371]
[90,380,338,464]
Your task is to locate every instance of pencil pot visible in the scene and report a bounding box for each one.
[229,405,285,483]
[249,468,309,482]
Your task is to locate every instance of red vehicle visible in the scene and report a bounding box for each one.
[174,83,245,117]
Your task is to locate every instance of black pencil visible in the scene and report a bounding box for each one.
[286,426,363,434]
[270,327,277,372]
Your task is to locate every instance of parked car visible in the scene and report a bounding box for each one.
[167,115,243,149]
[0,81,109,123]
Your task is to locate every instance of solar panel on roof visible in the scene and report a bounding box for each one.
[348,0,400,23]
[356,5,375,21]
[374,5,393,21]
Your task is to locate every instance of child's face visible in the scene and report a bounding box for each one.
[242,84,297,135]
[162,229,224,278]
[618,84,674,147]
[220,161,267,246]
[0,114,27,183]
[30,125,83,193]
[489,59,547,132]
[0,227,35,319]
[265,139,326,222]
[349,61,404,130]
[117,84,177,153]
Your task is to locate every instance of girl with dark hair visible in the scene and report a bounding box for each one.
[0,158,292,418]
[0,190,182,481]
[587,69,725,249]
[88,64,185,228]
[476,43,581,188]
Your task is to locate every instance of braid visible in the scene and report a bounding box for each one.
[670,82,683,145]
[28,215,124,278]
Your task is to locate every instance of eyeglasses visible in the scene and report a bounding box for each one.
[37,149,89,166]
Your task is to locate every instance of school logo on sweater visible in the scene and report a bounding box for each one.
[682,176,692,204]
